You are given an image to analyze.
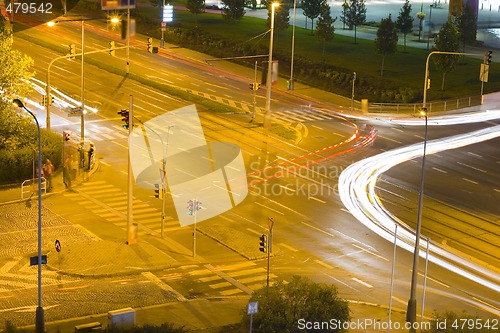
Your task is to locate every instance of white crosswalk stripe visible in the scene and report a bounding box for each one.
[272,108,336,123]
[62,181,182,236]
[177,262,278,296]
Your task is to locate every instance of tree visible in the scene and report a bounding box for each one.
[241,276,350,332]
[375,14,398,76]
[341,0,366,44]
[302,0,322,32]
[0,14,33,101]
[267,0,290,33]
[221,0,246,22]
[186,0,205,27]
[433,19,461,90]
[315,0,336,58]
[395,0,413,51]
[458,2,477,47]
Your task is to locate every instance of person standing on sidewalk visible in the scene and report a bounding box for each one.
[42,159,54,192]
[63,156,72,189]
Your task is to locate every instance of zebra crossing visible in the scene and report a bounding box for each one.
[171,261,278,296]
[83,124,128,142]
[0,257,77,293]
[62,180,181,237]
[272,108,337,124]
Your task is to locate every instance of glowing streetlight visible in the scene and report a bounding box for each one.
[264,2,279,127]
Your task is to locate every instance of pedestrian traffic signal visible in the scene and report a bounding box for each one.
[68,43,76,59]
[259,234,267,253]
[109,41,115,56]
[147,37,153,53]
[64,131,71,142]
[249,83,253,90]
[154,183,163,199]
[117,109,129,129]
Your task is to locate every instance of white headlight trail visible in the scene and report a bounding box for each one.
[339,125,500,295]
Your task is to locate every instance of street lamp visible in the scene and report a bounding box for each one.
[289,0,297,90]
[406,107,428,333]
[264,2,279,127]
[12,99,44,333]
[46,19,87,157]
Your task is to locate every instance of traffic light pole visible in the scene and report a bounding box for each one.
[266,217,274,289]
[127,95,135,244]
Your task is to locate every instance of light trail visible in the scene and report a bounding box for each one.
[338,125,500,300]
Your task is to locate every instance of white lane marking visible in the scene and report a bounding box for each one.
[254,202,285,215]
[280,243,299,252]
[311,125,323,130]
[352,277,373,288]
[314,260,334,269]
[463,178,478,184]
[377,135,402,144]
[457,161,486,173]
[351,243,389,261]
[432,167,447,173]
[325,274,359,291]
[467,152,482,158]
[417,272,450,288]
[309,196,326,203]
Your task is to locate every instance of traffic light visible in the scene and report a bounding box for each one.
[109,41,115,56]
[351,72,357,81]
[249,83,261,91]
[64,131,71,142]
[40,95,46,106]
[488,50,493,64]
[154,183,163,199]
[68,43,76,59]
[147,37,153,53]
[117,109,129,129]
[259,234,267,253]
[187,200,194,215]
[48,95,53,105]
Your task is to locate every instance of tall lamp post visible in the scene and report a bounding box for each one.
[264,2,279,127]
[47,19,88,152]
[289,0,297,90]
[13,99,44,333]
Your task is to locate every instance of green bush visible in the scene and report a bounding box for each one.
[0,127,62,184]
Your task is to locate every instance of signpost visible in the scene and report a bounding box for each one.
[67,106,83,117]
[247,301,258,333]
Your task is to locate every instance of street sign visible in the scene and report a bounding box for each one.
[68,107,83,117]
[247,301,258,315]
[30,255,47,266]
[55,239,61,253]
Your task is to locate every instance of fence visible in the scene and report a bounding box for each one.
[21,177,47,199]
[367,95,482,114]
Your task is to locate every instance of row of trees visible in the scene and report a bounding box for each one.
[374,0,476,87]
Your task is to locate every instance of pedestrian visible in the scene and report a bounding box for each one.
[63,156,72,189]
[42,159,54,192]
[88,142,95,170]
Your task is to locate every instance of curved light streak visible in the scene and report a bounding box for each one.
[339,125,500,295]
[341,109,500,126]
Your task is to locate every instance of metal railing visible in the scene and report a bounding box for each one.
[368,95,482,114]
[21,177,47,199]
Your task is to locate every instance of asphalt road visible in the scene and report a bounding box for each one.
[1,8,499,331]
